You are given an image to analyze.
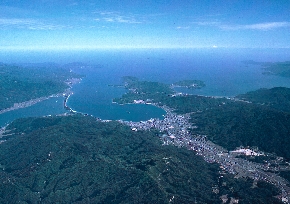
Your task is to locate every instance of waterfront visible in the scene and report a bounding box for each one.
[1,49,290,202]
[120,103,290,202]
[66,64,167,122]
[2,49,290,125]
[0,97,66,127]
[0,77,81,127]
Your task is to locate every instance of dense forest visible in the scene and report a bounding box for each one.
[236,87,290,113]
[116,77,290,161]
[0,115,282,203]
[0,64,81,110]
[191,101,290,160]
[1,69,290,202]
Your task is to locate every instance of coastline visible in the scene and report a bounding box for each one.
[112,89,290,203]
[0,93,63,115]
[62,77,82,113]
[118,101,290,202]
[63,93,77,113]
[0,77,81,116]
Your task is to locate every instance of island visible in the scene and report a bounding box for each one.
[113,76,290,202]
[1,74,290,203]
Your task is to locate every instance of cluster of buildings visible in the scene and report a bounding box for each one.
[119,104,290,203]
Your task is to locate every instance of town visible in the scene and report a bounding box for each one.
[119,103,290,203]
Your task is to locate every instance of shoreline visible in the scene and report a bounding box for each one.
[114,100,290,202]
[62,77,82,113]
[0,77,81,116]
[63,93,77,113]
[0,90,71,116]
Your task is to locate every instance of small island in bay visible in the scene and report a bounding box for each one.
[1,72,290,203]
[112,76,290,202]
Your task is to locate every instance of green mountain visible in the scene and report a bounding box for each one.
[0,115,281,203]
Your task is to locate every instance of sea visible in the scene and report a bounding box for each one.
[1,48,290,127]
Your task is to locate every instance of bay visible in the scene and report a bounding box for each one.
[1,48,290,126]
[66,66,166,122]
[0,97,66,127]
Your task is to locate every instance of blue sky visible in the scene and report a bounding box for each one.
[1,0,290,49]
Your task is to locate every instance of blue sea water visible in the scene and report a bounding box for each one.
[1,48,290,126]
[66,71,166,121]
[0,97,65,127]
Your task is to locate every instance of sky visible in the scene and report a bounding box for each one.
[1,0,290,50]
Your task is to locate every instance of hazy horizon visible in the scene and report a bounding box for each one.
[1,48,290,65]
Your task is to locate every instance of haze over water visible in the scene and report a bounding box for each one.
[1,48,290,126]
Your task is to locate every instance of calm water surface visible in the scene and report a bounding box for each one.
[0,97,65,127]
[1,48,290,126]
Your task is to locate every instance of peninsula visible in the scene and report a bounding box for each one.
[113,76,290,203]
[0,74,290,203]
[0,63,82,115]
